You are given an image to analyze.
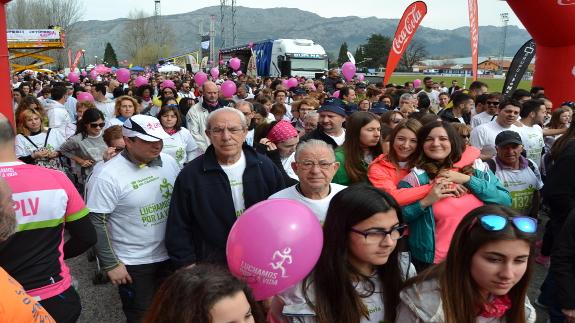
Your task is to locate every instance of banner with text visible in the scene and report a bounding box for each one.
[468,0,479,80]
[384,1,427,85]
[502,39,536,97]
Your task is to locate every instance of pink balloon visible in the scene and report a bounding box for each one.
[356,73,365,82]
[221,80,237,97]
[194,71,208,86]
[230,57,241,71]
[210,67,220,79]
[135,76,148,87]
[281,80,289,89]
[219,59,225,66]
[94,64,107,74]
[116,68,131,83]
[68,72,79,84]
[236,70,243,76]
[81,71,87,77]
[332,90,340,98]
[341,62,357,81]
[287,77,298,89]
[89,69,99,80]
[413,79,422,88]
[76,91,94,102]
[226,199,323,301]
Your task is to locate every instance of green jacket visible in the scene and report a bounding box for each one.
[332,148,369,186]
[398,160,511,264]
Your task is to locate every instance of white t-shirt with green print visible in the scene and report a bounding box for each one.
[15,129,66,158]
[161,127,200,169]
[86,153,179,265]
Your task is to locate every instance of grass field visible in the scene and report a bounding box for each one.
[386,74,532,92]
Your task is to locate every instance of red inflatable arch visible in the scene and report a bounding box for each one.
[507,0,575,107]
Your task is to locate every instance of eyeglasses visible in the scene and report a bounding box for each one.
[296,160,335,170]
[350,225,407,243]
[487,101,500,106]
[89,122,105,128]
[469,214,537,234]
[163,104,179,108]
[114,147,124,152]
[460,134,470,139]
[208,127,245,136]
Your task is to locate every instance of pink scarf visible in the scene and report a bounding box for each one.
[479,294,512,318]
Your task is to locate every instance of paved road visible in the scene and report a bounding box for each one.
[67,223,552,323]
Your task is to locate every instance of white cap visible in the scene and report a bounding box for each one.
[122,115,170,142]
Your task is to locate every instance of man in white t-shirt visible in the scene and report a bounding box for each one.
[471,93,502,128]
[470,98,521,160]
[516,99,546,167]
[86,115,179,323]
[269,139,346,223]
[91,83,116,121]
[301,105,346,150]
[487,130,543,217]
[166,107,285,268]
[422,76,440,111]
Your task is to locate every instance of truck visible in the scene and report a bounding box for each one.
[219,39,328,79]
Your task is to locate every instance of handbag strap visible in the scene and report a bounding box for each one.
[44,128,52,147]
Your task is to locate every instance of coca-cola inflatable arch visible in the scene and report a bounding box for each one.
[507,0,575,107]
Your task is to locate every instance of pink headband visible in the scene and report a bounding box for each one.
[266,120,298,143]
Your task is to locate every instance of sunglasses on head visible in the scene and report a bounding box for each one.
[89,122,105,129]
[469,214,537,234]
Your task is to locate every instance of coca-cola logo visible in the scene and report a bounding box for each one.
[392,5,424,55]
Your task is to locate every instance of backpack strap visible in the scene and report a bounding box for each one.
[485,158,497,173]
[526,159,537,175]
[43,128,52,147]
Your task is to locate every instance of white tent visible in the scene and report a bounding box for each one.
[158,64,182,73]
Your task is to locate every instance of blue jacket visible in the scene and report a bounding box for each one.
[166,144,285,268]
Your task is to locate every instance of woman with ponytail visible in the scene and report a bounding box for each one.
[398,121,511,271]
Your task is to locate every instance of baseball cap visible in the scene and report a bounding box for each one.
[123,115,170,142]
[291,87,307,95]
[317,104,346,117]
[495,130,522,147]
[371,102,389,115]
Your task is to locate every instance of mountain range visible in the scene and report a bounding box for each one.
[70,6,532,64]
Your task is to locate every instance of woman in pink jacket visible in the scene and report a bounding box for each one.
[368,119,480,206]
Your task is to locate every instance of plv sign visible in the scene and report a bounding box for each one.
[384,1,428,85]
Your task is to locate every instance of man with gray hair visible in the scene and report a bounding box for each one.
[268,139,346,223]
[185,81,231,153]
[167,107,285,268]
[234,100,255,146]
[397,92,417,117]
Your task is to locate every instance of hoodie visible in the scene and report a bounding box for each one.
[44,99,72,129]
[396,279,536,323]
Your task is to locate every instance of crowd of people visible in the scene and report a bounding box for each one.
[1,68,575,323]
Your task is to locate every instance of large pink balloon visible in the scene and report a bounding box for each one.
[287,77,298,89]
[89,69,99,80]
[194,71,208,86]
[116,68,131,83]
[413,79,422,88]
[94,64,108,74]
[226,199,323,301]
[135,76,148,87]
[341,62,356,81]
[81,70,87,77]
[68,72,79,84]
[210,67,220,79]
[76,92,94,102]
[281,79,289,89]
[221,80,237,97]
[229,57,241,71]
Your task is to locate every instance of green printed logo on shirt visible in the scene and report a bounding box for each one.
[131,175,159,190]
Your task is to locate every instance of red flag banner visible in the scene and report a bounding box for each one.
[384,1,427,85]
[67,48,72,69]
[468,0,479,81]
[71,50,83,71]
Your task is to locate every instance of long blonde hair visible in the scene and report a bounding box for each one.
[16,108,45,136]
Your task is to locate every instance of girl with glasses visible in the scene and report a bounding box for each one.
[270,183,414,323]
[397,205,537,323]
[398,121,511,271]
[60,108,108,191]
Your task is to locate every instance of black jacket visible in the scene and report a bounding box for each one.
[543,142,575,221]
[551,209,575,309]
[300,127,339,150]
[438,108,471,125]
[165,144,285,268]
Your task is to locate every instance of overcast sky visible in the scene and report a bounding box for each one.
[81,0,525,30]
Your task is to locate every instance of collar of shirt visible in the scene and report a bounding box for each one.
[121,149,163,168]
